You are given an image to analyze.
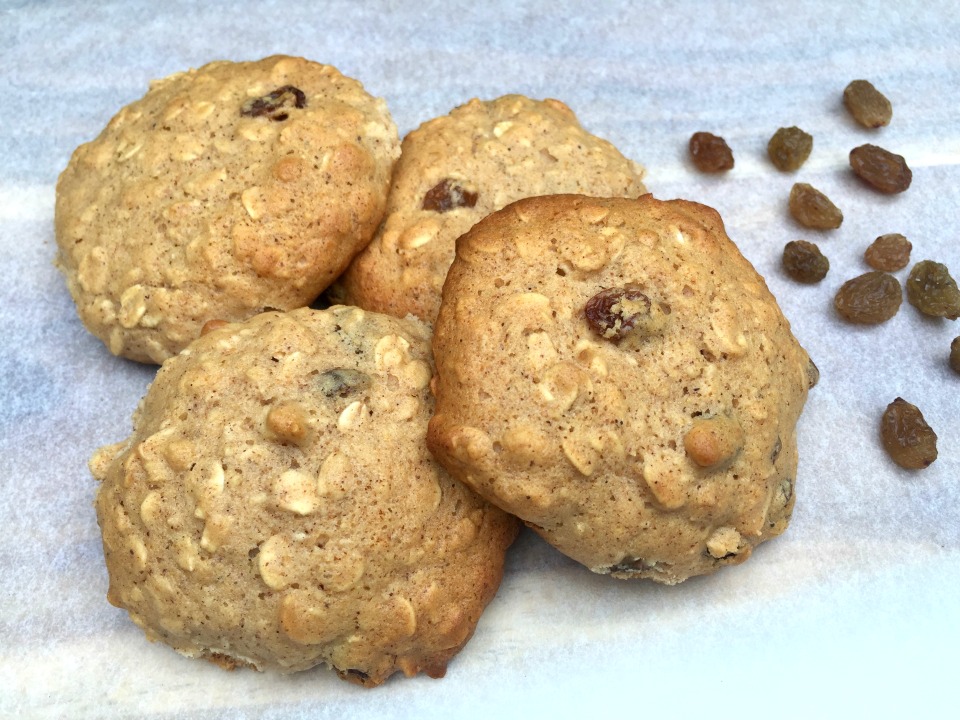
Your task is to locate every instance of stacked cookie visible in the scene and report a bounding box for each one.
[427,195,815,584]
[337,94,647,322]
[55,56,400,363]
[59,56,813,686]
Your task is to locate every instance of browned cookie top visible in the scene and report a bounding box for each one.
[428,194,815,584]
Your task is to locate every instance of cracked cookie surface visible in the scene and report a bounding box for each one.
[337,94,646,323]
[91,307,517,684]
[427,194,814,584]
[56,56,399,363]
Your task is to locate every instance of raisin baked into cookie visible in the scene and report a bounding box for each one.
[56,56,399,363]
[428,195,816,584]
[337,95,646,322]
[91,307,517,684]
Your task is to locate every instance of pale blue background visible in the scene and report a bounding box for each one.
[1,1,957,718]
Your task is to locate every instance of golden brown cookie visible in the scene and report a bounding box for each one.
[91,307,517,684]
[337,95,646,322]
[56,56,399,363]
[427,194,815,584]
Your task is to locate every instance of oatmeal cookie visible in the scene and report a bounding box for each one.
[91,307,517,684]
[427,194,815,584]
[337,95,646,322]
[56,56,399,363]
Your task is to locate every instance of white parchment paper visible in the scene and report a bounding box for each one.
[1,1,957,718]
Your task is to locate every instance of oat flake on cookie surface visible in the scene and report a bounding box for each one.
[56,56,399,363]
[427,194,816,584]
[91,307,517,685]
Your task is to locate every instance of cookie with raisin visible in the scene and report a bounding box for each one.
[91,307,517,684]
[337,95,646,323]
[56,56,399,363]
[427,194,815,584]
